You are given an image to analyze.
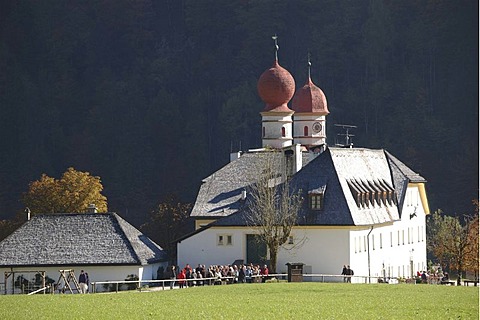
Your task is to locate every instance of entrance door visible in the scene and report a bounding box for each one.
[246,234,267,265]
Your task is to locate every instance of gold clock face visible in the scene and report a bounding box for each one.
[312,122,322,133]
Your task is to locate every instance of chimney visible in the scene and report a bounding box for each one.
[87,204,98,213]
[241,189,247,200]
[25,207,31,221]
[230,151,242,162]
[293,144,302,174]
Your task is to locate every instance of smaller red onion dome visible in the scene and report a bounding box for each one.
[257,60,295,112]
[292,76,329,115]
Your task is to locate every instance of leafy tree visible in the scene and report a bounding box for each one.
[464,200,479,282]
[427,204,478,285]
[140,194,192,263]
[23,167,107,214]
[245,151,303,273]
[0,211,25,241]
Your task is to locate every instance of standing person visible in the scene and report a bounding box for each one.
[168,265,176,289]
[78,270,88,294]
[183,264,192,287]
[341,265,348,282]
[261,264,269,283]
[177,269,186,289]
[346,265,354,283]
[238,265,246,283]
[85,272,90,293]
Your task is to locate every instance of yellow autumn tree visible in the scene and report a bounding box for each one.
[23,167,108,214]
[464,200,479,281]
[427,202,479,285]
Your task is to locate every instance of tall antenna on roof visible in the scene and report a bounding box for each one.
[334,124,357,147]
[272,34,279,61]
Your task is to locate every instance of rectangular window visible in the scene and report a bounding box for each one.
[372,234,375,250]
[364,236,367,252]
[390,232,393,247]
[310,194,324,210]
[217,234,233,246]
[408,228,411,244]
[354,237,357,253]
[380,233,383,249]
[402,230,405,245]
[418,226,420,242]
[397,230,400,246]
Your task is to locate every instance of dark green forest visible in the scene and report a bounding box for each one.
[0,0,478,226]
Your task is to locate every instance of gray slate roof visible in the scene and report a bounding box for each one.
[193,146,426,229]
[0,213,167,268]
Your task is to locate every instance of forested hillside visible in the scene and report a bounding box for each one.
[0,0,477,225]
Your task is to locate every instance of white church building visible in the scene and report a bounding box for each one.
[177,46,429,281]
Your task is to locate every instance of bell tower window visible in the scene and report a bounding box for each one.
[263,127,265,138]
[304,126,308,136]
[281,127,286,137]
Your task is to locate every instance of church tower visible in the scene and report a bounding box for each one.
[292,57,329,153]
[257,36,295,149]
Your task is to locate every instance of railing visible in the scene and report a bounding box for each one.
[85,273,458,294]
[27,286,52,295]
[91,274,289,293]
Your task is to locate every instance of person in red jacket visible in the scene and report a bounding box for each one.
[177,269,186,289]
[261,264,269,283]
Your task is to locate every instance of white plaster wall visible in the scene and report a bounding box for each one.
[277,228,349,275]
[178,227,350,275]
[178,228,246,268]
[262,114,293,149]
[349,185,427,280]
[178,186,427,281]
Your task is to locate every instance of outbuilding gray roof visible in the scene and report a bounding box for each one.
[0,213,167,268]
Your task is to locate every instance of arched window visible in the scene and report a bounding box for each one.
[304,126,308,136]
[281,127,286,137]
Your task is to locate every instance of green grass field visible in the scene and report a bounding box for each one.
[0,282,478,319]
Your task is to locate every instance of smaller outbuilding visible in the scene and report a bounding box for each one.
[0,212,167,294]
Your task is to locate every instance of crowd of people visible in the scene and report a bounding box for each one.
[159,263,270,288]
[418,268,449,284]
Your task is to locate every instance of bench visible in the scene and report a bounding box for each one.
[463,280,478,286]
[440,280,456,286]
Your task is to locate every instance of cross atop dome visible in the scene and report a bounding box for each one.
[272,34,279,61]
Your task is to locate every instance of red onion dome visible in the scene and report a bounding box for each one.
[292,76,329,115]
[257,60,295,112]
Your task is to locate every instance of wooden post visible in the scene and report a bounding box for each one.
[41,271,46,294]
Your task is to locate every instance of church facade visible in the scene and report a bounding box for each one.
[177,48,429,281]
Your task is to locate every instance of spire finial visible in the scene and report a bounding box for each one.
[272,34,279,61]
[307,52,312,79]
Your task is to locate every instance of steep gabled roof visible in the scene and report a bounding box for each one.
[191,150,311,219]
[385,150,426,215]
[189,146,427,232]
[0,213,167,268]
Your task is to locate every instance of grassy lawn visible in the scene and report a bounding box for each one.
[0,282,478,319]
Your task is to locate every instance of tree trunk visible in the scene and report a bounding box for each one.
[269,246,278,274]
